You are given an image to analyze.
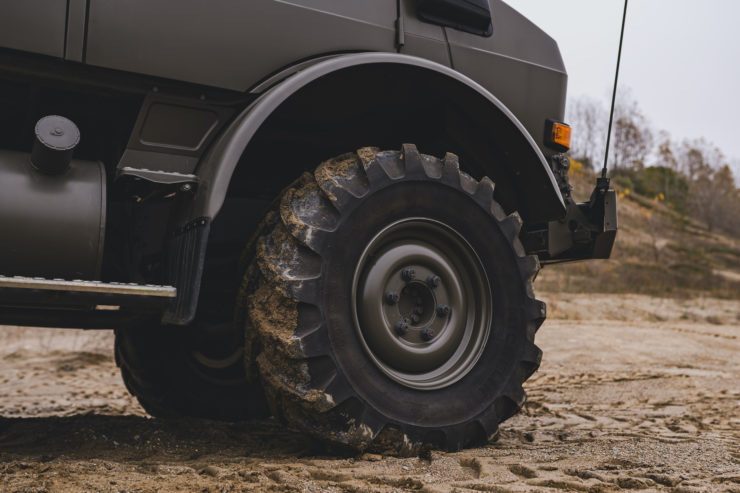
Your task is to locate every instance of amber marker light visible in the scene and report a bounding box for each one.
[544,119,571,152]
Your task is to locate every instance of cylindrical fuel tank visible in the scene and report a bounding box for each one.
[0,150,106,280]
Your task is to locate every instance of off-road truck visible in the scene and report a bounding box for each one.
[0,0,616,453]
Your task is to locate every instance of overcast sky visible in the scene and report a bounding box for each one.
[504,0,740,174]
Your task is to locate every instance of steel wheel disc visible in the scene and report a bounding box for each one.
[352,218,492,390]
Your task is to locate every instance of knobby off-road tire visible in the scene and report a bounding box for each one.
[114,215,276,421]
[247,145,545,454]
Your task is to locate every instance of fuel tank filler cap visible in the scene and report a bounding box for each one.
[31,115,80,175]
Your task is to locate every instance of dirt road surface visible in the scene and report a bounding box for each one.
[1,294,738,492]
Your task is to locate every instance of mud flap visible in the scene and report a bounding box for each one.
[162,216,211,325]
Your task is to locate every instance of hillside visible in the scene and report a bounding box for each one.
[536,166,740,301]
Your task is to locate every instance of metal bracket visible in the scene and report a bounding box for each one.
[117,166,198,186]
[396,0,406,51]
[116,167,199,200]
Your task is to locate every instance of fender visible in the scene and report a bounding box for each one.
[163,53,566,324]
[191,52,566,221]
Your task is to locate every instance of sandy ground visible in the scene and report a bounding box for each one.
[0,293,738,492]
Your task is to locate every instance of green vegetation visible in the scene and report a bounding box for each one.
[612,166,689,213]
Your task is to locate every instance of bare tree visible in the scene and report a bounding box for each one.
[610,91,653,171]
[677,140,738,234]
[730,157,740,187]
[677,138,723,180]
[565,96,607,170]
[655,131,677,170]
[708,165,739,234]
[647,136,690,210]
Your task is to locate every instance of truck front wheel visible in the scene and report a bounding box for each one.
[246,145,545,453]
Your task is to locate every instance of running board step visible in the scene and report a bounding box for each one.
[0,275,176,310]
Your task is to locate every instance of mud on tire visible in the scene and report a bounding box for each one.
[246,145,545,454]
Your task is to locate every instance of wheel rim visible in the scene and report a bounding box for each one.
[187,322,246,385]
[352,218,492,390]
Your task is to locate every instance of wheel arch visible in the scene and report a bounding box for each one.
[192,53,565,224]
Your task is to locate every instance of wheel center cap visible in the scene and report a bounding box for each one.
[398,281,435,327]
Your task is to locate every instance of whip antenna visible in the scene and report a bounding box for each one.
[602,0,629,179]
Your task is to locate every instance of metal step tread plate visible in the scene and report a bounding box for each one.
[0,275,177,316]
[0,275,176,298]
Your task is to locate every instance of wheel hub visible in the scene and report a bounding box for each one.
[397,281,436,329]
[352,218,492,390]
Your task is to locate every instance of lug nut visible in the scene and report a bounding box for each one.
[427,275,441,288]
[394,321,409,335]
[436,304,450,317]
[385,291,400,305]
[421,327,435,341]
[401,268,416,282]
